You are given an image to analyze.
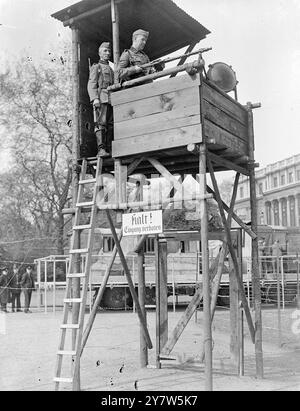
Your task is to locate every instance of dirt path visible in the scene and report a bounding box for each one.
[0,307,299,391]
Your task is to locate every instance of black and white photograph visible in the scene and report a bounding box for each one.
[0,0,300,394]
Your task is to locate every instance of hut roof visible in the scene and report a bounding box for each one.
[52,0,210,60]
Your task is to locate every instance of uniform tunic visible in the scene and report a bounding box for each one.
[117,47,154,83]
[87,60,114,147]
[87,61,114,103]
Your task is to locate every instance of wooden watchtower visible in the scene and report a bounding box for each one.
[52,0,263,392]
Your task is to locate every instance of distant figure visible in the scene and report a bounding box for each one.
[0,267,10,313]
[116,29,164,84]
[10,264,22,312]
[87,42,114,157]
[21,265,35,313]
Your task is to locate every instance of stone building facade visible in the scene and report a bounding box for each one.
[235,154,300,227]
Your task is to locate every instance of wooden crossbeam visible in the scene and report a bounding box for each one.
[207,151,249,176]
[207,158,255,343]
[147,157,184,194]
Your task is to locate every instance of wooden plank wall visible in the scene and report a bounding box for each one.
[111,74,203,158]
[202,81,249,157]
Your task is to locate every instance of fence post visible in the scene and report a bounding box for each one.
[281,256,285,311]
[276,251,282,347]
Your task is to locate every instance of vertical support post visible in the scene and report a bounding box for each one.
[172,258,176,314]
[247,102,263,379]
[237,230,245,376]
[71,26,81,391]
[229,251,239,368]
[37,260,41,311]
[276,249,282,347]
[159,240,168,350]
[280,257,285,310]
[111,0,120,68]
[138,246,148,367]
[199,143,213,391]
[115,159,127,206]
[155,236,161,368]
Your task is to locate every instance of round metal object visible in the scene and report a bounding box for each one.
[207,62,238,93]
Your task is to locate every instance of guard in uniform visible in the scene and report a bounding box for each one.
[117,29,164,84]
[87,42,114,157]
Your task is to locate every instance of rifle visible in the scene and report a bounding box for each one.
[140,46,212,69]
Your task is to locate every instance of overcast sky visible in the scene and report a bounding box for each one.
[1,0,300,172]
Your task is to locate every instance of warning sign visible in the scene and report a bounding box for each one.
[122,210,163,237]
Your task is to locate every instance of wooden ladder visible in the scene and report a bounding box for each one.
[53,156,103,391]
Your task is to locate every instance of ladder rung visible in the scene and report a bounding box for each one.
[54,377,73,383]
[70,248,89,254]
[57,350,76,356]
[87,159,98,165]
[79,178,97,185]
[67,273,85,279]
[76,201,94,208]
[60,324,80,329]
[64,298,82,304]
[73,225,92,231]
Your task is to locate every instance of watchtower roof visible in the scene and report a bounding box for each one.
[52,0,210,60]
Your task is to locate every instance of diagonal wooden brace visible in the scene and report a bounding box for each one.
[161,245,227,356]
[106,209,153,349]
[80,232,122,356]
[207,158,255,343]
[206,185,257,240]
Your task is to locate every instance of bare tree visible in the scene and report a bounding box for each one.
[0,46,72,256]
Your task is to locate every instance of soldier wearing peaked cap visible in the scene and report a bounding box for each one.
[87,42,114,157]
[116,29,164,84]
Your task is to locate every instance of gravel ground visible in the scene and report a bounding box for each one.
[0,304,299,391]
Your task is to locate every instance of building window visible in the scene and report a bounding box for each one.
[273,200,279,226]
[289,197,296,227]
[266,202,272,225]
[281,198,287,226]
[273,177,278,188]
[258,183,263,195]
[280,175,285,186]
[144,237,155,253]
[239,186,244,198]
[297,170,300,181]
[288,172,294,183]
[103,236,115,252]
